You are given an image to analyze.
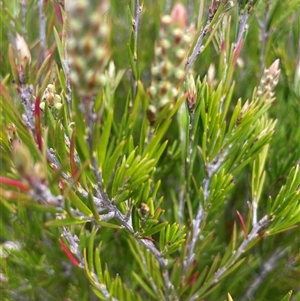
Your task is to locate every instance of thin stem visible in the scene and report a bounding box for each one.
[235,1,253,49]
[63,50,72,119]
[91,272,119,301]
[185,20,209,72]
[131,0,141,101]
[182,112,204,273]
[182,204,205,274]
[20,0,27,36]
[61,225,84,267]
[39,0,46,66]
[183,149,226,276]
[29,186,63,207]
[258,1,271,72]
[252,197,258,226]
[178,187,185,226]
[185,0,224,72]
[139,251,160,295]
[62,7,72,119]
[179,110,194,226]
[107,202,174,299]
[20,85,35,131]
[216,215,269,278]
[189,215,270,301]
[241,248,288,301]
[60,225,119,301]
[86,102,104,193]
[133,0,140,55]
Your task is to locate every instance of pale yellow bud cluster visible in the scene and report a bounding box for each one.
[66,0,110,99]
[147,4,194,123]
[40,84,62,110]
[257,59,281,101]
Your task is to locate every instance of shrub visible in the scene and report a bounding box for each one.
[0,1,299,300]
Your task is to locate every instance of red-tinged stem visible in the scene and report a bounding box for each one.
[70,129,78,179]
[0,176,30,192]
[187,271,199,286]
[35,96,43,151]
[220,40,225,52]
[58,238,80,266]
[236,210,248,238]
[53,2,63,25]
[232,39,243,66]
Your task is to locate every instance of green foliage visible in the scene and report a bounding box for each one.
[0,0,299,300]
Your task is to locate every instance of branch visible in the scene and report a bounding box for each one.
[133,0,140,55]
[252,196,258,226]
[182,86,229,273]
[185,0,234,72]
[20,85,35,132]
[63,23,73,119]
[257,1,271,72]
[29,184,63,208]
[60,224,119,301]
[20,0,27,35]
[39,0,46,65]
[108,203,174,299]
[241,248,289,301]
[213,215,270,282]
[131,0,141,101]
[16,52,171,299]
[189,215,270,301]
[185,20,208,72]
[203,151,228,200]
[182,204,205,274]
[86,103,104,193]
[60,224,84,267]
[235,1,253,50]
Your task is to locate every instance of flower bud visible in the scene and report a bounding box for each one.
[174,69,185,80]
[257,59,281,101]
[54,102,63,110]
[161,38,171,51]
[15,34,31,66]
[172,28,184,44]
[140,203,150,216]
[34,162,47,183]
[171,3,187,29]
[42,84,62,108]
[185,73,197,112]
[175,48,186,61]
[7,123,20,145]
[12,141,33,177]
[161,15,172,26]
[107,61,116,79]
[207,64,216,86]
[40,102,46,110]
[148,86,157,97]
